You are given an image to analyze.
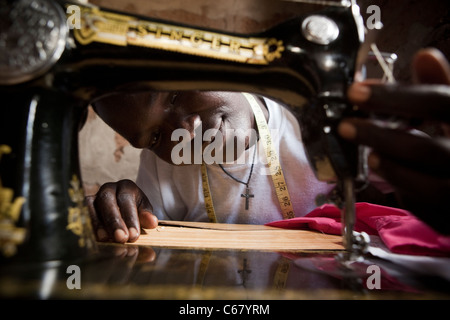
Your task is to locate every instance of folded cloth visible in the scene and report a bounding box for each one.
[266,202,450,257]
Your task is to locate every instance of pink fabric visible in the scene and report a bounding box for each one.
[266,202,450,257]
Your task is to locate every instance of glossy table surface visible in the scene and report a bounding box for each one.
[1,240,450,300]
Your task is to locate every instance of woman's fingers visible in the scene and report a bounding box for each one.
[87,179,157,243]
[94,182,130,243]
[412,48,450,85]
[338,118,450,177]
[348,83,450,123]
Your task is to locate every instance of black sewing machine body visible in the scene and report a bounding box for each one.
[0,0,363,263]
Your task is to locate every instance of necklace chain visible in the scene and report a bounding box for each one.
[218,143,257,187]
[201,93,295,220]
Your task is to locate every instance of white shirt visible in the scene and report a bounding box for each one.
[136,97,334,224]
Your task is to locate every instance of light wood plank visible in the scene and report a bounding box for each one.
[134,221,344,251]
[157,220,280,231]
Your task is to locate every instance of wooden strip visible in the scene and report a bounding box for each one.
[157,220,277,231]
[135,222,344,251]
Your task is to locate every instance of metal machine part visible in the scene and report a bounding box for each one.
[301,15,340,45]
[0,0,67,85]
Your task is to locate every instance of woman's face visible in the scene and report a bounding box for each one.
[92,91,258,164]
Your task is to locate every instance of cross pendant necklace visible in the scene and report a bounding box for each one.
[238,258,252,287]
[219,144,257,211]
[241,188,254,210]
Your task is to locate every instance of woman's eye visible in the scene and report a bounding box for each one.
[170,92,179,105]
[150,131,161,148]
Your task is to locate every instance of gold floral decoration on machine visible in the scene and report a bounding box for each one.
[70,4,284,65]
[0,145,26,257]
[67,174,95,249]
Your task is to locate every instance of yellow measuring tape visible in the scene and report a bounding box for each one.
[201,95,294,287]
[243,93,295,220]
[201,163,217,223]
[201,93,295,222]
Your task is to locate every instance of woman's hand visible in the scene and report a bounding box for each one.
[339,48,450,234]
[86,179,158,243]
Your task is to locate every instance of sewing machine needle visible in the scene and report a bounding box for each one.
[342,176,356,254]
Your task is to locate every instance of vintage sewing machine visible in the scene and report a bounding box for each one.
[3,0,441,300]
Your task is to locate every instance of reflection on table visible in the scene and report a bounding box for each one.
[1,241,450,299]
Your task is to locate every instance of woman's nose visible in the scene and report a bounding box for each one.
[178,113,202,140]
